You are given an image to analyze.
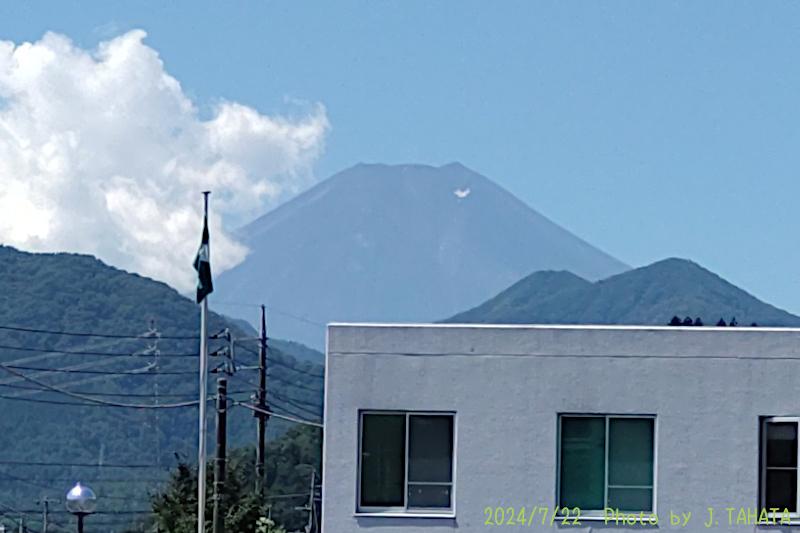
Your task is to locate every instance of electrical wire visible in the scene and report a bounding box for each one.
[210,302,326,329]
[266,373,322,393]
[0,325,196,340]
[0,460,167,468]
[270,402,321,423]
[0,472,155,503]
[236,344,324,379]
[267,393,322,419]
[0,389,250,408]
[233,400,322,428]
[0,382,223,398]
[0,363,200,409]
[225,374,321,418]
[4,365,194,376]
[0,343,196,358]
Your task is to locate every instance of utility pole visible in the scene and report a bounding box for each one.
[37,497,59,533]
[212,376,228,533]
[255,304,269,496]
[209,323,234,533]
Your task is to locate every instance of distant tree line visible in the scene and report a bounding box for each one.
[668,316,756,327]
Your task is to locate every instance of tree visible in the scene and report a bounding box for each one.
[150,457,268,533]
[730,316,738,327]
[669,316,682,326]
[151,425,322,533]
[716,318,727,327]
[693,317,703,327]
[256,517,287,533]
[682,317,693,326]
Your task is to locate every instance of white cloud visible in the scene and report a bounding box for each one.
[0,29,330,294]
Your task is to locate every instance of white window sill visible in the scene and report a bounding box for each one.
[355,512,456,519]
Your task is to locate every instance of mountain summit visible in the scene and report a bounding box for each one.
[444,258,800,327]
[216,163,629,349]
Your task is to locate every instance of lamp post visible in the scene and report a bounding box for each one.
[65,483,96,533]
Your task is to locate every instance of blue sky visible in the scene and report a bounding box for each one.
[2,1,800,315]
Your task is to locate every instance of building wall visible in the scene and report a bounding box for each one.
[321,324,800,532]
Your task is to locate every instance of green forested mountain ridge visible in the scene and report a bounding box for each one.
[443,258,800,327]
[0,246,323,533]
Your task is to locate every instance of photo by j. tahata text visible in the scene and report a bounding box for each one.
[484,506,796,526]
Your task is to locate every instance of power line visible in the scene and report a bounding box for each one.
[4,365,194,376]
[0,382,247,398]
[267,393,321,419]
[210,303,326,329]
[265,373,322,393]
[233,400,322,428]
[270,402,320,423]
[236,345,324,378]
[227,374,320,414]
[0,343,196,358]
[0,363,201,409]
[0,325,196,340]
[0,390,251,408]
[0,460,167,468]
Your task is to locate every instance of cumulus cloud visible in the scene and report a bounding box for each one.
[0,29,329,294]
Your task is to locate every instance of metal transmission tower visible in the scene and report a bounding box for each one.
[143,320,162,467]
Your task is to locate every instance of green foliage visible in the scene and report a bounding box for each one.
[443,258,800,327]
[151,426,321,533]
[255,517,286,533]
[0,246,324,532]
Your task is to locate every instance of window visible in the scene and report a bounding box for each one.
[760,417,800,520]
[358,411,455,514]
[557,415,655,515]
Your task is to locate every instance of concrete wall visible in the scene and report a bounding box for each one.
[321,324,800,532]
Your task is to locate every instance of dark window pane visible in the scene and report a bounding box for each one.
[609,418,654,487]
[767,423,798,468]
[560,417,605,510]
[408,415,453,483]
[360,414,405,507]
[607,488,652,512]
[408,484,451,509]
[766,469,798,512]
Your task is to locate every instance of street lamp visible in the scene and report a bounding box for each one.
[65,483,96,533]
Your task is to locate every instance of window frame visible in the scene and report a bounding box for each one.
[556,413,658,519]
[759,416,800,523]
[356,410,456,517]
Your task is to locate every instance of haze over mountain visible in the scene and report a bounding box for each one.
[444,258,800,327]
[215,162,630,349]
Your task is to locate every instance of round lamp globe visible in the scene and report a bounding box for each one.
[66,483,96,515]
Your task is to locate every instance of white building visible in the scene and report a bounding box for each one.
[321,323,800,532]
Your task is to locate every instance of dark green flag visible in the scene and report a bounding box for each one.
[193,214,213,303]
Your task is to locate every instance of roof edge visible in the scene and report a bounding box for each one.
[325,322,800,333]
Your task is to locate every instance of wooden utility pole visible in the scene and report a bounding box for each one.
[255,305,269,495]
[36,497,59,533]
[212,377,227,533]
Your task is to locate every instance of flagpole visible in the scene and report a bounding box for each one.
[197,191,211,533]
